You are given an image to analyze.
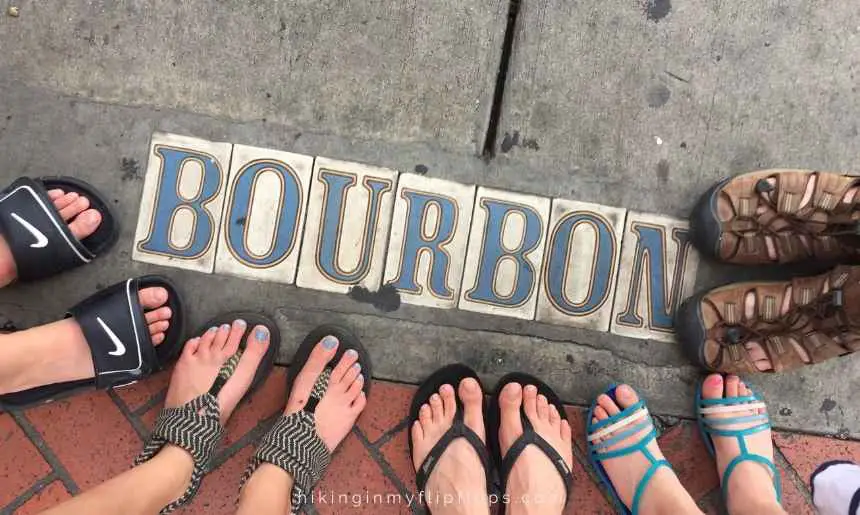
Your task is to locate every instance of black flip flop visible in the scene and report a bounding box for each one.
[487,372,574,512]
[0,275,184,409]
[0,176,119,282]
[195,311,280,401]
[408,364,494,504]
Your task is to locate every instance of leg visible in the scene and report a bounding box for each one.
[0,287,173,395]
[701,374,786,515]
[44,319,272,515]
[498,382,573,515]
[589,385,703,515]
[410,377,490,515]
[237,334,366,515]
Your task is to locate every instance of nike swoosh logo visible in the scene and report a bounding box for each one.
[97,317,127,357]
[11,213,48,248]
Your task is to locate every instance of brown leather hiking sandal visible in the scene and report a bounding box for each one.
[675,265,860,373]
[690,169,860,264]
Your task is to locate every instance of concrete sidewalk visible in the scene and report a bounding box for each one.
[0,0,858,440]
[0,366,849,514]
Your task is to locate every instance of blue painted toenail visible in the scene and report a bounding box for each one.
[220,324,230,331]
[235,319,247,327]
[208,326,217,333]
[353,362,361,371]
[346,349,358,358]
[255,327,269,341]
[322,335,338,349]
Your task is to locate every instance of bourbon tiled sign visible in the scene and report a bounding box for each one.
[133,133,699,341]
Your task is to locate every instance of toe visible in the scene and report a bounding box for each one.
[725,375,740,398]
[499,382,524,453]
[536,394,550,420]
[419,404,433,427]
[337,361,362,392]
[702,373,725,399]
[68,209,102,240]
[220,319,247,356]
[459,378,485,441]
[344,374,364,402]
[181,337,200,357]
[152,333,165,345]
[429,393,444,422]
[614,384,640,409]
[59,195,90,221]
[47,189,64,201]
[148,320,169,336]
[139,287,169,310]
[197,326,219,354]
[212,323,231,352]
[350,391,367,413]
[145,307,172,325]
[549,404,561,425]
[285,335,339,413]
[330,349,360,387]
[411,420,424,446]
[523,384,539,420]
[597,393,621,416]
[215,324,271,423]
[594,406,609,421]
[440,384,456,421]
[53,192,79,212]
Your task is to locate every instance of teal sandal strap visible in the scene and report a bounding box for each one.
[631,459,672,515]
[722,452,782,503]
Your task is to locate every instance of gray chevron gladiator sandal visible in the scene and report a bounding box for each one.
[241,325,372,514]
[134,312,279,514]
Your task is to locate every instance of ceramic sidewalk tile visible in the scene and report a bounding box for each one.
[296,157,398,294]
[459,187,551,320]
[536,199,626,331]
[610,211,700,342]
[382,174,475,308]
[214,144,313,284]
[133,132,233,273]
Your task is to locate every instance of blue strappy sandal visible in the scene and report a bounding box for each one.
[586,385,671,514]
[696,376,782,505]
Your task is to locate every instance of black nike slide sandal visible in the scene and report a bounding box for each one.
[0,176,119,282]
[241,324,372,514]
[135,311,277,514]
[409,364,494,507]
[487,372,574,512]
[195,311,280,402]
[0,275,184,409]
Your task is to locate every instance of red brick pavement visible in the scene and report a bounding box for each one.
[0,367,838,514]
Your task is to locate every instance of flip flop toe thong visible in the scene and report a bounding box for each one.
[0,176,119,282]
[0,275,185,410]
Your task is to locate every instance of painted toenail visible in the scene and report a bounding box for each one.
[255,327,269,341]
[708,375,723,385]
[208,326,218,333]
[346,349,358,358]
[82,211,99,223]
[220,324,230,331]
[352,362,361,371]
[321,335,338,349]
[357,374,364,382]
[235,319,247,327]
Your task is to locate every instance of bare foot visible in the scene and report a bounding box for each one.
[0,287,173,395]
[498,383,573,515]
[411,378,489,515]
[160,319,272,501]
[0,188,102,287]
[590,385,701,515]
[283,335,366,450]
[701,374,785,515]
